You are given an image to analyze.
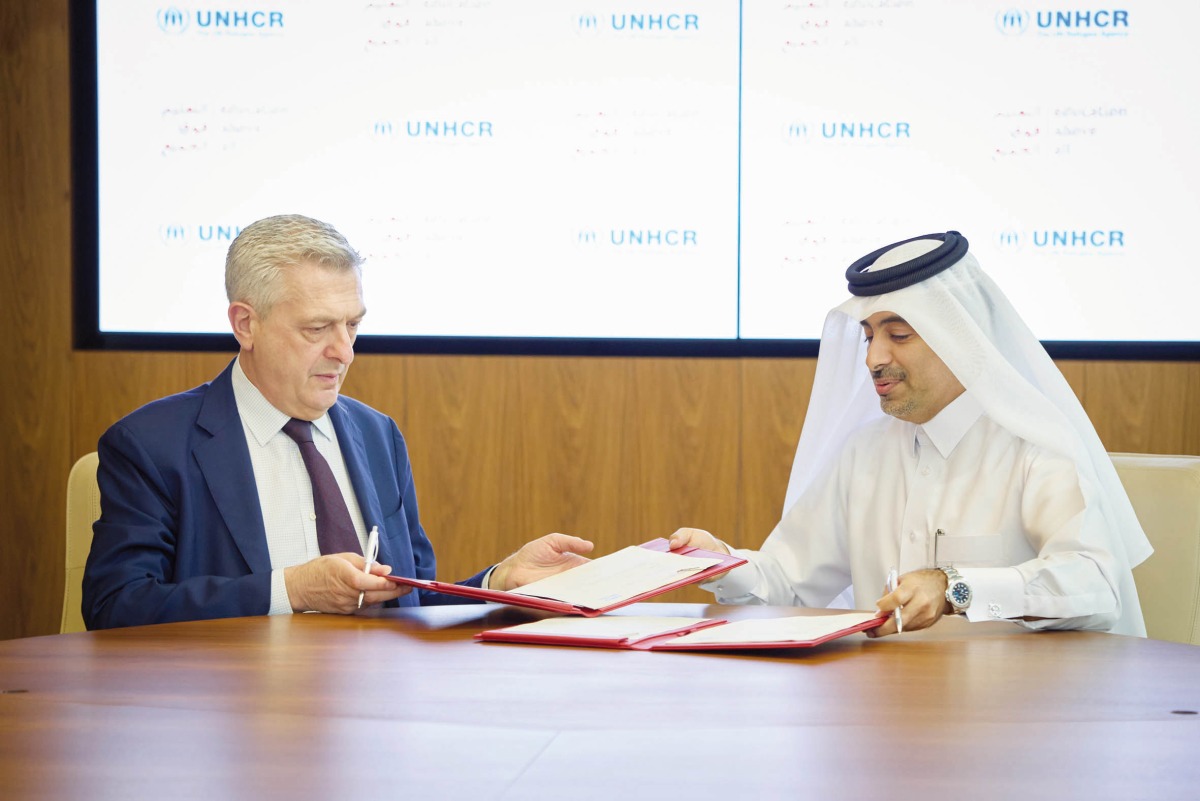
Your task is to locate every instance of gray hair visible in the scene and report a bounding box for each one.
[225,214,363,316]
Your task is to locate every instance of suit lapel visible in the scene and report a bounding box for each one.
[330,403,390,563]
[193,361,272,573]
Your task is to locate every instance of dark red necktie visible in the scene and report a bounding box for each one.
[282,418,362,555]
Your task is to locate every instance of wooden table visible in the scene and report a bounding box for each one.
[2,603,1199,799]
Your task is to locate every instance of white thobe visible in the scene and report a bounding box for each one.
[708,392,1124,632]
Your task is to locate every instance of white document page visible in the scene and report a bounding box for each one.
[494,616,712,643]
[664,612,879,646]
[510,546,720,609]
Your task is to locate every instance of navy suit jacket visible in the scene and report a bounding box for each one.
[83,360,485,630]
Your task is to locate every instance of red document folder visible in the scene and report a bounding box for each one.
[384,538,746,616]
[476,612,886,651]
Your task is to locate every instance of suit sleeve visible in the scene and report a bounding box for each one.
[381,425,491,606]
[82,423,271,630]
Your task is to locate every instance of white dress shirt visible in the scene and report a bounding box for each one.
[231,358,369,614]
[707,392,1123,631]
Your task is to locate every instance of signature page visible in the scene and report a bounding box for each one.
[663,612,880,646]
[509,546,720,610]
[489,615,714,643]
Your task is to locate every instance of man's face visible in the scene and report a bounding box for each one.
[860,311,964,424]
[234,260,365,421]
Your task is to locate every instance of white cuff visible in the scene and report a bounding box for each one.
[957,566,1024,622]
[699,548,761,602]
[269,568,294,615]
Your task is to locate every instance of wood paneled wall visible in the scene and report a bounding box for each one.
[3,0,75,640]
[2,1,1198,640]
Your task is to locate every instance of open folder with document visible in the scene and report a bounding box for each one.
[476,611,885,650]
[384,538,746,616]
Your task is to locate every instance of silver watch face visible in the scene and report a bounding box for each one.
[948,580,972,609]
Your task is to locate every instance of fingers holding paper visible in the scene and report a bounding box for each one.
[351,553,414,609]
[869,568,950,637]
[489,533,595,591]
[666,527,731,555]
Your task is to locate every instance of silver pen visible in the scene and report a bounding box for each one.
[358,525,380,610]
[887,567,903,634]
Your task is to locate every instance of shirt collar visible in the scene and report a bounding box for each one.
[918,391,984,459]
[232,356,335,446]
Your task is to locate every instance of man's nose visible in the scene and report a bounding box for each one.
[327,325,355,364]
[866,337,891,371]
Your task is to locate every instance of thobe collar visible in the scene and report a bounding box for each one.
[916,391,984,460]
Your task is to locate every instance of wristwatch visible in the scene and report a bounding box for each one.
[940,566,972,614]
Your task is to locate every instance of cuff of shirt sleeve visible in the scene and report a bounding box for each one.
[270,568,294,616]
[481,566,496,591]
[699,547,760,602]
[957,566,1024,622]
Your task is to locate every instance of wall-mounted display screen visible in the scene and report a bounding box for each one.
[71,1,1200,358]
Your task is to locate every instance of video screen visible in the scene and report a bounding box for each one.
[72,1,1200,357]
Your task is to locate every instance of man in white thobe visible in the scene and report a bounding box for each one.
[671,231,1151,636]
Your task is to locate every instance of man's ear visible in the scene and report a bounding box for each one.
[228,302,256,350]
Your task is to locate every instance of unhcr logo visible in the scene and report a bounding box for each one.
[1032,229,1124,248]
[575,228,696,246]
[996,229,1124,250]
[372,119,494,137]
[610,14,699,31]
[158,8,286,35]
[610,229,697,246]
[196,9,285,29]
[159,224,244,243]
[820,121,910,139]
[158,7,189,34]
[405,120,493,137]
[995,8,1029,35]
[198,224,242,241]
[997,230,1022,249]
[575,11,699,34]
[1036,9,1129,29]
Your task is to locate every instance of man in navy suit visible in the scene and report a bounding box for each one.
[83,214,593,630]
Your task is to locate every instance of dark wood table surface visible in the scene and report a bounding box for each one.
[2,602,1198,799]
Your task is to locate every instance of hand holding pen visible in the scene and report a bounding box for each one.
[358,525,380,610]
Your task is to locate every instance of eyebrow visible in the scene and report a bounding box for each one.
[859,314,909,329]
[303,307,368,326]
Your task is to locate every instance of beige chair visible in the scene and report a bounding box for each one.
[62,452,101,634]
[1112,452,1200,645]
